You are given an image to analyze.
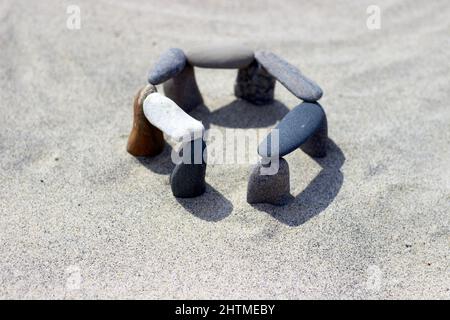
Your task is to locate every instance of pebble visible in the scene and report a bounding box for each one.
[247,158,291,205]
[186,45,254,69]
[170,138,207,198]
[255,50,323,102]
[127,85,165,156]
[258,102,326,158]
[148,48,186,85]
[299,115,328,158]
[143,93,204,141]
[163,64,203,113]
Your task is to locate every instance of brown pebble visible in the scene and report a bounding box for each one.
[127,84,164,157]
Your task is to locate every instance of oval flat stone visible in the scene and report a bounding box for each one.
[258,102,325,158]
[148,48,186,85]
[143,93,204,141]
[255,51,323,102]
[186,45,254,69]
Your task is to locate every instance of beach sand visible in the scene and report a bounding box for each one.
[0,0,449,299]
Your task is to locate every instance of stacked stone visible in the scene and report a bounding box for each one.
[127,45,328,204]
[249,51,326,205]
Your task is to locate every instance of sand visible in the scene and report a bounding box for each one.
[0,0,449,299]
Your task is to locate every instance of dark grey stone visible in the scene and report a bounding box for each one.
[300,115,328,158]
[247,158,291,206]
[186,45,254,69]
[255,51,323,102]
[170,138,206,198]
[148,48,186,85]
[234,60,276,105]
[163,64,203,113]
[258,102,327,158]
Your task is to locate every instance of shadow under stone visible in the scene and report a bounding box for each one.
[251,139,345,227]
[136,142,175,175]
[190,99,290,130]
[138,98,290,176]
[176,183,233,222]
[134,99,343,226]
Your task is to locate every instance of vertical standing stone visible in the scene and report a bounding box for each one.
[170,138,207,198]
[127,85,165,157]
[247,158,291,205]
[234,60,276,105]
[163,64,203,113]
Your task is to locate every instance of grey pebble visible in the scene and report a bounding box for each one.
[186,45,254,69]
[300,115,328,158]
[247,158,291,206]
[148,48,186,85]
[258,102,327,158]
[170,138,206,198]
[255,50,323,102]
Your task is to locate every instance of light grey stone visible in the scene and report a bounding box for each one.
[186,45,254,69]
[255,50,323,102]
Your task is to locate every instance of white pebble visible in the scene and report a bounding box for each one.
[143,93,204,141]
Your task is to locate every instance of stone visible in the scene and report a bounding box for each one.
[258,102,327,158]
[300,115,328,158]
[186,45,254,69]
[170,138,207,198]
[234,60,276,105]
[163,64,203,113]
[143,92,204,141]
[255,50,323,102]
[148,48,186,85]
[127,84,165,157]
[247,158,291,205]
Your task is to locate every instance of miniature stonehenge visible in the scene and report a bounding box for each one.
[127,45,328,204]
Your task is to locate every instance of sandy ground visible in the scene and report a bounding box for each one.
[0,0,449,299]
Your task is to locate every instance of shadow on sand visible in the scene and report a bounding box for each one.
[135,98,344,225]
[176,183,233,222]
[250,139,345,226]
[189,99,290,129]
